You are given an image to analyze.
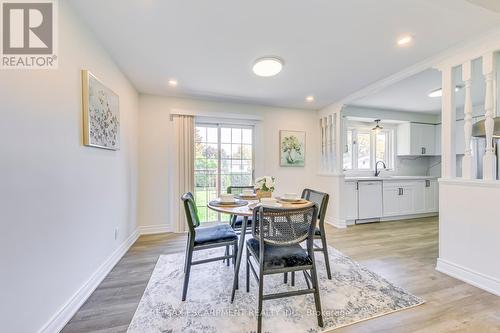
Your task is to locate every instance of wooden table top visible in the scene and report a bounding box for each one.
[207,199,313,216]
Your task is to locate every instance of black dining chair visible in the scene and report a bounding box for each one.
[284,189,331,284]
[246,203,323,333]
[226,185,254,232]
[302,189,331,279]
[181,192,239,301]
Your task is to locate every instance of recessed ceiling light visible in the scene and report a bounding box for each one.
[253,57,283,77]
[306,95,315,102]
[397,35,413,46]
[168,79,178,87]
[428,86,463,98]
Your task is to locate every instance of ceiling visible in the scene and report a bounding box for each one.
[350,58,489,113]
[69,0,500,110]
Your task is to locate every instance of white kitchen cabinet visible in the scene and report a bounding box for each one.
[343,181,358,220]
[397,123,436,156]
[382,184,401,217]
[435,124,441,155]
[382,182,418,217]
[423,179,439,212]
[357,181,383,219]
[432,120,465,156]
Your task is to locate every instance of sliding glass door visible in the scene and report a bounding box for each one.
[194,124,254,223]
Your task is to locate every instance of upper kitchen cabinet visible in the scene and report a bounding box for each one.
[434,119,465,156]
[397,123,436,156]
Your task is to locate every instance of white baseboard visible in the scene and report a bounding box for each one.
[436,258,500,296]
[139,224,172,235]
[38,229,140,333]
[325,217,347,229]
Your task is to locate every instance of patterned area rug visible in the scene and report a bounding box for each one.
[127,245,424,333]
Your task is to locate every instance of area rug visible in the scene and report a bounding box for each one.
[127,245,424,333]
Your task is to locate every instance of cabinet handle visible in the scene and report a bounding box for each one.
[421,147,426,155]
[425,180,430,187]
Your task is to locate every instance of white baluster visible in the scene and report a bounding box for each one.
[329,114,335,172]
[461,60,474,179]
[482,52,497,180]
[320,117,326,171]
[326,116,332,172]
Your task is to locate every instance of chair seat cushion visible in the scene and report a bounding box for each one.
[194,224,238,246]
[247,238,313,270]
[232,215,253,228]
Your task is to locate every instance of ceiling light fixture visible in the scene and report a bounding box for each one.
[306,95,314,102]
[252,57,283,77]
[372,119,383,132]
[428,85,463,98]
[168,79,178,87]
[397,35,413,46]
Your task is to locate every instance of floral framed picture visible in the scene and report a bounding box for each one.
[280,130,305,167]
[82,70,120,150]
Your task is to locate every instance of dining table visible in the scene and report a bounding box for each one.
[207,197,313,303]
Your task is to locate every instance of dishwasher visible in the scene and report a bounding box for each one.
[356,181,383,223]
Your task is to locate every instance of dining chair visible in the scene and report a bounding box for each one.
[181,192,239,301]
[302,188,331,279]
[226,185,254,232]
[246,203,323,333]
[284,189,331,284]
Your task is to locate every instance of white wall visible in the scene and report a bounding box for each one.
[437,180,500,295]
[138,94,319,230]
[0,2,139,332]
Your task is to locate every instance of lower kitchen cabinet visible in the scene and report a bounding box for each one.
[344,178,439,223]
[383,182,418,217]
[382,180,438,217]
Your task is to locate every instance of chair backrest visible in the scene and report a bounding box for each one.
[301,189,329,224]
[181,192,200,234]
[251,203,317,246]
[227,185,254,195]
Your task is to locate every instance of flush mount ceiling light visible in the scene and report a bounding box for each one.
[168,79,178,87]
[372,119,383,132]
[397,35,413,46]
[252,57,283,77]
[428,85,463,98]
[306,95,315,102]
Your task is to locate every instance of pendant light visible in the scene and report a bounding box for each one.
[372,119,383,133]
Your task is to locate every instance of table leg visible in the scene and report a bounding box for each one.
[231,216,247,303]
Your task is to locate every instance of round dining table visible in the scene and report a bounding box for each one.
[207,198,313,302]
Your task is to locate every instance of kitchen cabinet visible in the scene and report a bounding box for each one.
[433,120,465,156]
[397,123,436,156]
[382,182,418,217]
[357,181,383,219]
[423,179,439,212]
[343,181,358,220]
[344,177,439,223]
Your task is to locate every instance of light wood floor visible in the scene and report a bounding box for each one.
[62,217,500,333]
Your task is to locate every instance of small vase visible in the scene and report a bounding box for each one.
[256,190,272,200]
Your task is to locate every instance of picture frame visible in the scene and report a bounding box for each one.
[280,130,305,167]
[82,69,120,150]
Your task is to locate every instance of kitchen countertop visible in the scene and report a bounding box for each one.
[345,175,438,181]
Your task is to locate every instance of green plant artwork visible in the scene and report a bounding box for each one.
[280,130,305,167]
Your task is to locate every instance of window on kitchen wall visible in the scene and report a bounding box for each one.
[194,124,254,223]
[343,124,394,171]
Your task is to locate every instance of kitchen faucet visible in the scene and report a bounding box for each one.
[375,160,387,177]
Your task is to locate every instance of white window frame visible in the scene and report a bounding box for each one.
[194,121,255,223]
[344,124,395,172]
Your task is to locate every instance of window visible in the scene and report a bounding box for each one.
[344,126,394,171]
[195,124,254,223]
